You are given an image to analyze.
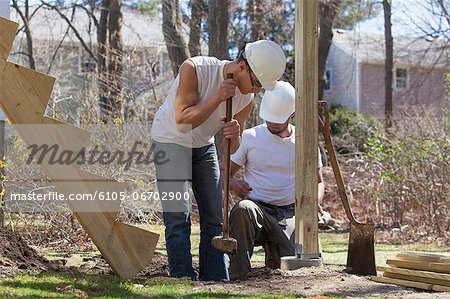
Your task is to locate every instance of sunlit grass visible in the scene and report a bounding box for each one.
[2,224,447,298]
[0,273,300,298]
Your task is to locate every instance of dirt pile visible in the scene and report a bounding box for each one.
[0,228,63,277]
[196,266,442,298]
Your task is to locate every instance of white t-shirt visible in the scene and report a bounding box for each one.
[151,56,254,148]
[231,123,323,206]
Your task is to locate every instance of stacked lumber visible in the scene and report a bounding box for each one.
[372,251,450,292]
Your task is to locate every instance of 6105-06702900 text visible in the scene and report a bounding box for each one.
[8,191,190,202]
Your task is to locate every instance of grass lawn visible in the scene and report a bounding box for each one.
[1,224,448,298]
[0,274,295,298]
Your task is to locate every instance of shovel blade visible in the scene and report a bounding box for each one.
[212,236,237,255]
[346,223,376,275]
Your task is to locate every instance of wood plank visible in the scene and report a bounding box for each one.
[0,59,55,124]
[0,17,18,60]
[397,252,450,264]
[387,259,450,274]
[385,272,450,287]
[0,19,160,278]
[294,0,320,258]
[372,275,450,292]
[378,265,450,283]
[51,170,124,213]
[19,117,91,159]
[74,212,159,279]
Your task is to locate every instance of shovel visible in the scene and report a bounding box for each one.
[212,73,237,255]
[318,101,376,275]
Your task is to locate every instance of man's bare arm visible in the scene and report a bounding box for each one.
[175,60,236,132]
[230,161,242,178]
[229,161,253,197]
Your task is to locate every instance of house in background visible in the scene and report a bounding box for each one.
[9,6,176,76]
[323,30,450,119]
[7,7,204,122]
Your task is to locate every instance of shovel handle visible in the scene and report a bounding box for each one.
[318,101,361,226]
[222,73,234,238]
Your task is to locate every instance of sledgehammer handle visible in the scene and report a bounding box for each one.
[223,73,234,238]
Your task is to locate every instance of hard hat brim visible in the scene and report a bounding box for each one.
[259,109,292,124]
[260,79,277,91]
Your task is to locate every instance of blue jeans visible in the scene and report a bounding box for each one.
[152,140,229,281]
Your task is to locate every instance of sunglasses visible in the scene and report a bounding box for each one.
[244,59,263,88]
[240,46,263,88]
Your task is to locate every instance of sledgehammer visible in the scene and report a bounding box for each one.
[212,73,237,255]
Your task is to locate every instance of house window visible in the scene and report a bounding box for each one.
[80,60,97,74]
[324,69,332,92]
[78,47,97,75]
[395,68,408,89]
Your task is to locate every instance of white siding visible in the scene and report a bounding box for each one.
[322,44,359,110]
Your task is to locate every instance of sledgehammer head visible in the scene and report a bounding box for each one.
[212,236,237,255]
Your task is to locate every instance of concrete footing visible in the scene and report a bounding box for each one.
[280,256,323,270]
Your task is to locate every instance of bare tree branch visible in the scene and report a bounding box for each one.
[41,0,97,62]
[12,0,36,69]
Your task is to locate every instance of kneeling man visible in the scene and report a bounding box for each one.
[228,81,325,280]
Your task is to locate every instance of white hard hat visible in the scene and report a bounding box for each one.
[259,81,295,123]
[244,40,286,91]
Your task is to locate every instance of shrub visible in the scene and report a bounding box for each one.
[327,105,382,154]
[364,101,450,238]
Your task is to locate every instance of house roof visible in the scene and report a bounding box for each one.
[332,29,450,68]
[9,6,183,49]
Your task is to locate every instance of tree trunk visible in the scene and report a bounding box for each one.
[107,0,123,120]
[383,0,393,130]
[189,0,203,57]
[98,0,111,122]
[12,0,36,70]
[248,0,264,41]
[162,0,189,77]
[208,0,229,59]
[209,0,230,160]
[318,0,341,100]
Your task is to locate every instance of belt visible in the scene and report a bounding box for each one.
[249,199,294,210]
[247,199,294,227]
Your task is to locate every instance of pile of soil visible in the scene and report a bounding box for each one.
[0,228,63,277]
[139,252,170,278]
[195,266,441,298]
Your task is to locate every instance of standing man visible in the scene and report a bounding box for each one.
[228,81,326,280]
[151,40,286,281]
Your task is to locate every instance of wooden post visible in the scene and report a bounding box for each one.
[294,0,319,259]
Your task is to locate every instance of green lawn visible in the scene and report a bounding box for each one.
[146,225,450,267]
[1,224,448,298]
[0,274,298,298]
